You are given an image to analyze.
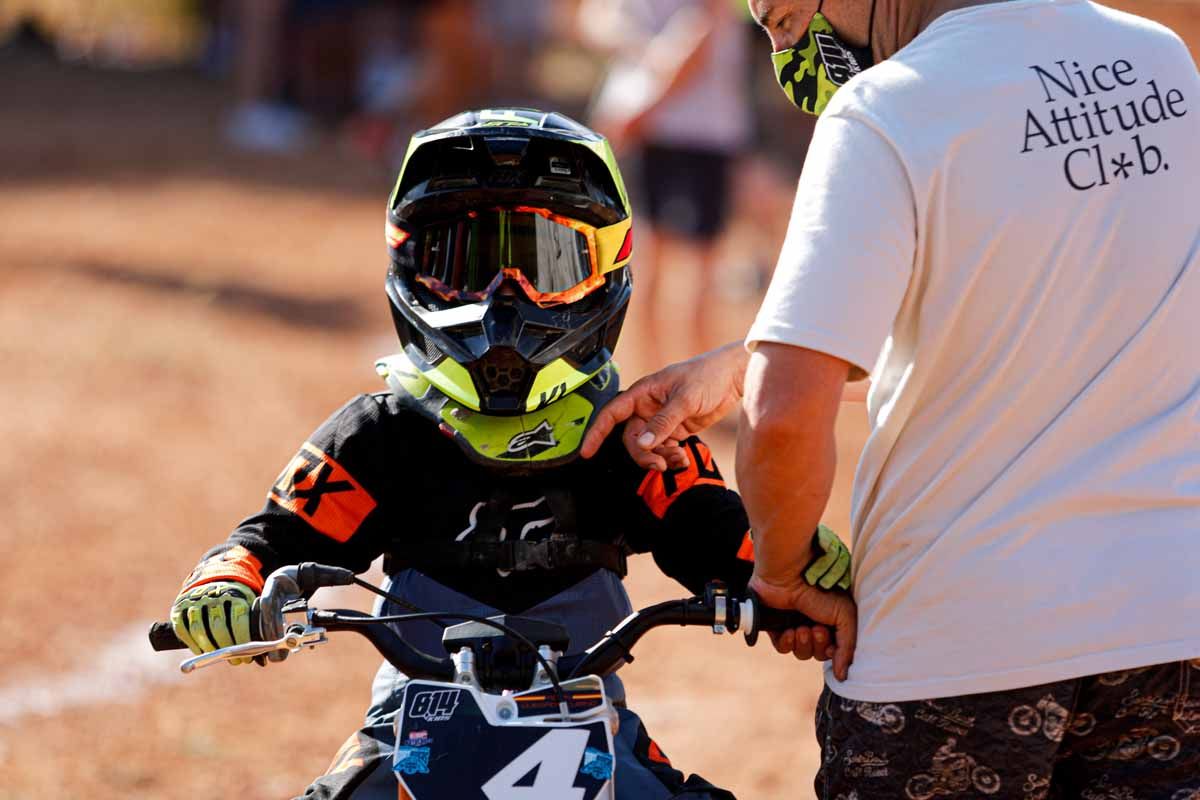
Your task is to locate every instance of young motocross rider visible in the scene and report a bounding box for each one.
[167,109,850,800]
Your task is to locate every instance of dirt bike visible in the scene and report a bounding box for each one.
[150,563,818,800]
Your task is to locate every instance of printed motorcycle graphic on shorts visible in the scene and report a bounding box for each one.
[1081,726,1181,763]
[1008,695,1071,742]
[904,737,1001,799]
[841,698,906,734]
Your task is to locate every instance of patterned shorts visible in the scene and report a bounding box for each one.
[815,659,1200,800]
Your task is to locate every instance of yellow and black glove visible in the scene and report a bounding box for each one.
[170,580,257,665]
[802,524,852,591]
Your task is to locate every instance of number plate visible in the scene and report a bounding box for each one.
[394,681,614,800]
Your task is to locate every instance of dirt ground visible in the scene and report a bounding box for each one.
[0,47,864,800]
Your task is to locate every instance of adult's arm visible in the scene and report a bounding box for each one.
[580,342,749,470]
[580,343,867,471]
[737,343,857,679]
[736,101,917,677]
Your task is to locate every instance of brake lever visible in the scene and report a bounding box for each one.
[179,626,327,673]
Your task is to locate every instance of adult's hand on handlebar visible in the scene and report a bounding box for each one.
[748,574,857,682]
[580,342,750,471]
[171,581,258,666]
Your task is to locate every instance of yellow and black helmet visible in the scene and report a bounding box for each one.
[378,109,634,470]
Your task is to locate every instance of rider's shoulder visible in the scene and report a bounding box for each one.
[586,420,674,477]
[586,420,631,464]
[321,392,431,434]
[323,392,390,423]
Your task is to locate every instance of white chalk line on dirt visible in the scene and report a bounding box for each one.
[0,562,388,726]
[0,563,388,724]
[0,622,182,724]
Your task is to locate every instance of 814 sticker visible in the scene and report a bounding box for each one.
[409,689,461,723]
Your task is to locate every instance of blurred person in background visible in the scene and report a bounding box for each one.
[583,0,754,361]
[403,0,489,128]
[483,0,556,107]
[225,0,310,152]
[224,0,489,156]
[582,0,1200,796]
[345,0,488,161]
[225,0,364,152]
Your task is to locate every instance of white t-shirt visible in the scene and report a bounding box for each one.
[746,0,1200,702]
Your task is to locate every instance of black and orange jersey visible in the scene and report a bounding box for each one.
[183,393,753,613]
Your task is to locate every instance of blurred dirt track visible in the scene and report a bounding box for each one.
[0,47,866,800]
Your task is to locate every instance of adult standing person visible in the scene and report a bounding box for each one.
[582,0,1200,796]
[583,0,754,359]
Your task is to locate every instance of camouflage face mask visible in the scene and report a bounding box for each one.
[771,11,874,116]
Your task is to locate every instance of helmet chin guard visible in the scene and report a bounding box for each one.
[376,351,620,472]
[385,264,630,416]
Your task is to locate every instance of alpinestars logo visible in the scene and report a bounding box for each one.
[409,689,461,722]
[814,33,861,85]
[590,363,614,392]
[503,420,558,458]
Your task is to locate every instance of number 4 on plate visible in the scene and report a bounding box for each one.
[481,729,592,800]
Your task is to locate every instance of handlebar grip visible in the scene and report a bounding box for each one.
[295,562,356,596]
[744,589,834,647]
[147,603,263,652]
[148,621,187,651]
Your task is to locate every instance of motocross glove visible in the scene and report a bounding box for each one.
[803,524,852,591]
[171,580,257,665]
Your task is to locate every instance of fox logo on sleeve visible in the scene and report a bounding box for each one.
[270,443,377,542]
[637,439,725,519]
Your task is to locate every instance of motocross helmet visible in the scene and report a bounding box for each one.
[380,108,633,470]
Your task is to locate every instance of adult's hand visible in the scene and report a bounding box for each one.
[580,342,750,471]
[749,573,858,682]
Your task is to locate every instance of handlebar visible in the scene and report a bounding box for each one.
[148,620,186,651]
[149,562,359,652]
[149,564,833,681]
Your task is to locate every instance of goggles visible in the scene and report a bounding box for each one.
[389,206,632,308]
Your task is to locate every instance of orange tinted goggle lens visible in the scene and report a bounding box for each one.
[408,207,603,307]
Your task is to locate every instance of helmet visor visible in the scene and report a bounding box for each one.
[412,207,603,307]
